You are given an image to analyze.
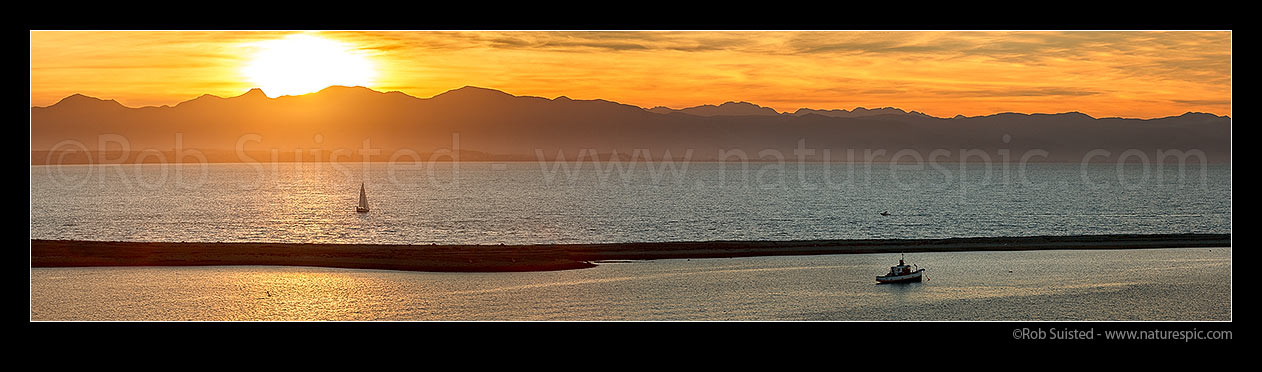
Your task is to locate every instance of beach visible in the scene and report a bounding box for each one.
[30,233,1231,273]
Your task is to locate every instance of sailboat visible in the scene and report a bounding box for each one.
[356,183,370,213]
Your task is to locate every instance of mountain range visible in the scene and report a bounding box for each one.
[30,85,1231,163]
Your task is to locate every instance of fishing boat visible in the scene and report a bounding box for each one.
[876,253,924,283]
[356,183,370,213]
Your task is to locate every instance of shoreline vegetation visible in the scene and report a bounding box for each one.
[31,233,1230,273]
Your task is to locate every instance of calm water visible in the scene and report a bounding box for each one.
[29,162,1230,244]
[30,248,1231,321]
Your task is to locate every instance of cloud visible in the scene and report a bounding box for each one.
[926,87,1104,98]
[1172,99,1232,106]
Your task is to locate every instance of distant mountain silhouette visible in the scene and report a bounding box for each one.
[651,101,782,116]
[792,106,930,118]
[31,86,1231,163]
[48,93,128,110]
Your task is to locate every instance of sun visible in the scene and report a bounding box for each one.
[242,34,377,97]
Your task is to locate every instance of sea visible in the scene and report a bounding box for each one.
[30,248,1230,321]
[29,162,1232,321]
[29,162,1231,244]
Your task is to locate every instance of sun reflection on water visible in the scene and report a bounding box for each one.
[30,248,1231,321]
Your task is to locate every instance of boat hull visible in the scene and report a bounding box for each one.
[876,269,924,283]
[356,207,369,213]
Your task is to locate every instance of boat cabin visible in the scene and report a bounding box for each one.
[887,259,912,276]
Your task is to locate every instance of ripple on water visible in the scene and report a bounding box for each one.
[30,248,1231,321]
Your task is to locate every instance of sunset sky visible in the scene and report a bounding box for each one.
[30,30,1231,118]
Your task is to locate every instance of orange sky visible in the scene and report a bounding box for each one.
[30,30,1231,118]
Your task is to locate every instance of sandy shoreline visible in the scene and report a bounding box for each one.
[30,233,1230,273]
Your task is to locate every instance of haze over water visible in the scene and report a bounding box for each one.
[30,162,1229,245]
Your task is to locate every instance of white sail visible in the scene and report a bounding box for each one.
[358,183,370,212]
